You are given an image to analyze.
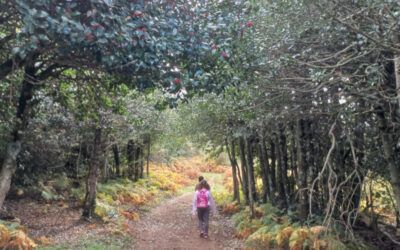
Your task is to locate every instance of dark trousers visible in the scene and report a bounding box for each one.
[197,207,210,234]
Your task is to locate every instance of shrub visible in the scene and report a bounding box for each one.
[276,226,294,248]
[289,228,310,250]
[0,223,37,250]
[120,211,139,221]
[222,202,241,215]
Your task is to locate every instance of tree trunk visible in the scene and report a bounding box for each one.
[393,35,400,112]
[112,144,120,177]
[279,127,290,206]
[0,143,21,208]
[82,128,102,219]
[135,146,141,180]
[246,138,256,218]
[263,137,275,201]
[296,119,308,220]
[275,133,287,209]
[139,146,144,179]
[0,65,35,209]
[269,138,277,203]
[127,140,135,179]
[306,120,319,212]
[289,124,298,192]
[246,138,257,201]
[236,158,244,201]
[146,135,151,177]
[349,117,365,223]
[239,137,249,204]
[103,157,109,182]
[226,139,240,202]
[290,125,298,181]
[257,138,270,203]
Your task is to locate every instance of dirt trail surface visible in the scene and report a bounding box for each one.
[130,192,243,250]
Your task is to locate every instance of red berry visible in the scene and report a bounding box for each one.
[220,51,228,59]
[85,32,95,42]
[173,78,181,84]
[246,21,254,27]
[91,23,103,29]
[132,10,143,17]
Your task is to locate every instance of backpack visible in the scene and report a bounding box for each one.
[196,189,209,208]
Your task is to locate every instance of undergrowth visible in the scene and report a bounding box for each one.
[2,156,228,249]
[81,162,196,223]
[214,177,372,250]
[0,220,37,249]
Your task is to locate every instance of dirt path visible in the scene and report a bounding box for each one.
[130,192,243,249]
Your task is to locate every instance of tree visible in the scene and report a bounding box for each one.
[0,0,231,208]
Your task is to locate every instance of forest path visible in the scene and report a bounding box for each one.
[129,173,243,250]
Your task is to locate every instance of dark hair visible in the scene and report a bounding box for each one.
[198,176,204,182]
[200,180,210,190]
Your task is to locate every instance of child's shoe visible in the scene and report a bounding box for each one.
[199,232,204,238]
[203,234,208,239]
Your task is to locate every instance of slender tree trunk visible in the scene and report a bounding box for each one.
[349,117,365,223]
[306,120,319,212]
[246,138,257,201]
[321,143,329,211]
[296,119,308,220]
[334,129,346,217]
[269,138,277,203]
[257,138,270,203]
[139,146,144,179]
[127,140,135,179]
[0,143,21,208]
[226,139,240,202]
[103,157,109,182]
[289,124,298,194]
[146,135,151,177]
[112,144,120,177]
[275,133,287,209]
[246,138,256,218]
[236,158,244,202]
[263,137,275,201]
[0,65,35,209]
[135,146,142,180]
[82,128,102,219]
[239,137,249,204]
[279,127,290,206]
[393,35,400,111]
[306,120,315,188]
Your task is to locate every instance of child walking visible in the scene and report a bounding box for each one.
[192,180,216,239]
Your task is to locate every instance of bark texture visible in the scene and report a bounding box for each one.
[82,128,102,219]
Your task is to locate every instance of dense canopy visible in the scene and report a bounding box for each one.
[1,0,400,248]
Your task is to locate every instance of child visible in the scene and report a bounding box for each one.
[192,180,216,239]
[195,176,211,191]
[195,176,204,191]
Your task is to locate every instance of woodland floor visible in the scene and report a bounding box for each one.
[3,173,243,249]
[129,192,242,250]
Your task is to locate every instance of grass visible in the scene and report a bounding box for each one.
[202,172,225,193]
[176,172,226,196]
[37,235,132,250]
